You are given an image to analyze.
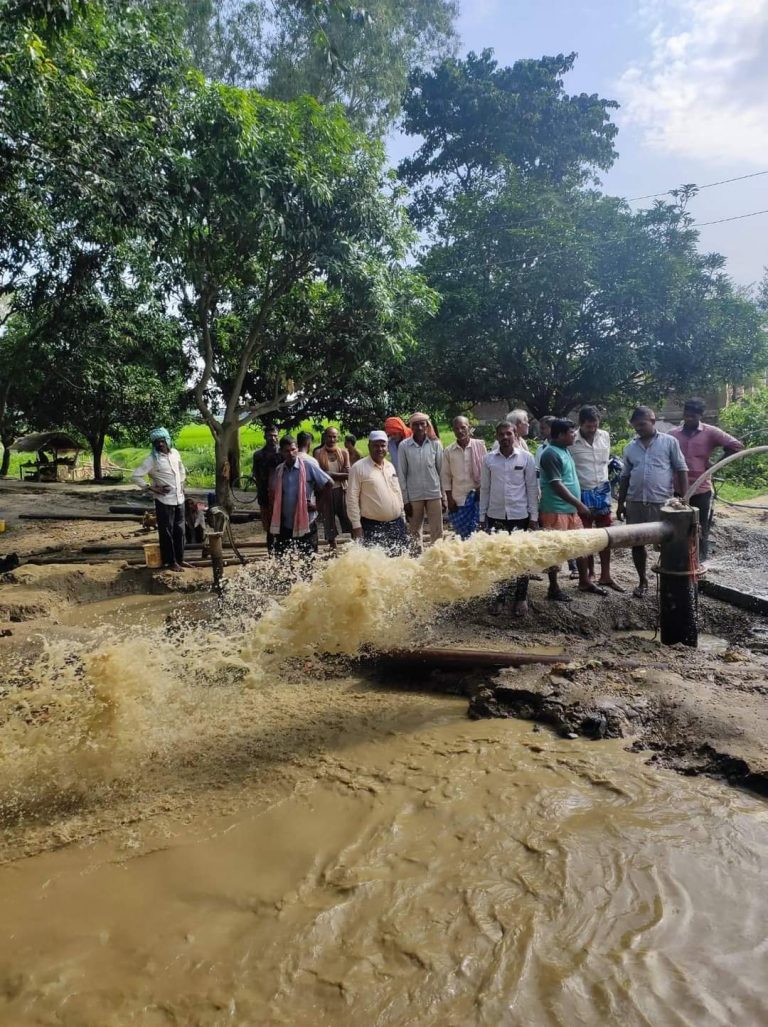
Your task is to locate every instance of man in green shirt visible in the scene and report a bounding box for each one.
[538,418,607,601]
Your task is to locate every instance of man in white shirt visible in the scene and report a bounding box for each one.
[131,427,188,572]
[571,405,623,591]
[480,422,539,617]
[347,431,407,554]
[441,416,487,539]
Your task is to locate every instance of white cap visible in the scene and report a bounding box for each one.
[368,430,388,442]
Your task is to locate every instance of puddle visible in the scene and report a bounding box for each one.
[614,629,729,654]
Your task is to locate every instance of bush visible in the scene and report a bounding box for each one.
[718,390,768,490]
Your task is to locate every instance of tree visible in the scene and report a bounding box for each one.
[0,0,189,426]
[401,51,766,418]
[3,259,189,479]
[416,182,766,417]
[163,82,435,507]
[183,0,458,135]
[400,50,619,224]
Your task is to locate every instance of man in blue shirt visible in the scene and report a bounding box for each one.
[617,406,688,597]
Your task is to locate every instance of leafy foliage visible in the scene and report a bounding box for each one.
[400,50,619,225]
[400,51,766,419]
[3,252,188,478]
[162,81,436,502]
[183,0,458,134]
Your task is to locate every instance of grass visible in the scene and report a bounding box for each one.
[7,421,766,497]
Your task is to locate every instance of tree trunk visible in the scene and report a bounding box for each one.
[0,443,10,478]
[89,434,106,482]
[226,432,241,485]
[215,422,236,514]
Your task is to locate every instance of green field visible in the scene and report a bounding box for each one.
[3,422,767,501]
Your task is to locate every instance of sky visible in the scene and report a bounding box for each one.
[390,0,768,288]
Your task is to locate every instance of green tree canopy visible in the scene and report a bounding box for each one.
[415,181,767,417]
[183,0,458,134]
[162,81,435,503]
[400,50,619,225]
[3,251,189,479]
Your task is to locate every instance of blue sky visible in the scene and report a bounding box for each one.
[391,0,768,287]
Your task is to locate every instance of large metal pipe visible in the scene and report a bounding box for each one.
[658,504,699,646]
[602,505,699,647]
[602,521,673,550]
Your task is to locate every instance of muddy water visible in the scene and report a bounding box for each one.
[2,531,767,1024]
[1,704,767,1027]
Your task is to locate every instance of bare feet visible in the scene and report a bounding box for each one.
[168,563,184,573]
[513,600,529,617]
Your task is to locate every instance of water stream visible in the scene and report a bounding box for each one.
[1,530,766,1024]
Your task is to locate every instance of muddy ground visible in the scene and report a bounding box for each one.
[1,479,768,822]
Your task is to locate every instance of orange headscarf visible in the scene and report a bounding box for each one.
[409,412,438,441]
[384,416,412,440]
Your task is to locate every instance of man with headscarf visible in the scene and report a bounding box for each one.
[131,427,188,572]
[347,431,407,554]
[442,416,487,539]
[313,426,352,550]
[269,434,332,559]
[397,412,445,549]
[384,416,411,471]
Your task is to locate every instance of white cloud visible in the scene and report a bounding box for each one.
[617,0,768,164]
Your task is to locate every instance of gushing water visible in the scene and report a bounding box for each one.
[0,530,606,827]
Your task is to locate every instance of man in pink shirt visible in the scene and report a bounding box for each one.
[669,398,743,562]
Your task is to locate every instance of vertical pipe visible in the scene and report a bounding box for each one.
[658,505,699,647]
[208,531,225,594]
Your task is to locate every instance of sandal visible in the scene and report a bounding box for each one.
[632,583,649,598]
[599,580,625,593]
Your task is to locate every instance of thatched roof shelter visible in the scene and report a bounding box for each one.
[10,431,82,454]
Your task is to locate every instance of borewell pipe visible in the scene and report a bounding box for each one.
[600,503,699,647]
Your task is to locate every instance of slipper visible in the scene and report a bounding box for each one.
[599,580,625,593]
[632,584,648,598]
[547,590,572,603]
[579,584,608,596]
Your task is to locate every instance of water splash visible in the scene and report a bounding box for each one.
[245,528,607,662]
[0,529,607,825]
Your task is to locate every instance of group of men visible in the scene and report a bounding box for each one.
[135,399,743,595]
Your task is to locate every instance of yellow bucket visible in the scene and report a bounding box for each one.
[0,520,5,533]
[143,543,163,568]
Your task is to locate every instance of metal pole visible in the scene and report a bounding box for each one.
[603,521,673,549]
[658,504,699,647]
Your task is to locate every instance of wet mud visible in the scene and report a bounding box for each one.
[0,505,767,1024]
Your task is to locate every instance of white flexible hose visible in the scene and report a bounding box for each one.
[683,445,768,501]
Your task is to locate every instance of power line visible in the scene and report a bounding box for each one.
[696,207,768,227]
[627,169,768,202]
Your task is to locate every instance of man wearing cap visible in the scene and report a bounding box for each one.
[347,431,408,554]
[131,427,189,572]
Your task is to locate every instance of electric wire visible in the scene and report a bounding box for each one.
[626,169,768,202]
